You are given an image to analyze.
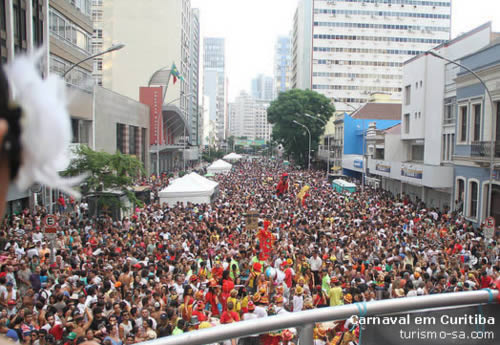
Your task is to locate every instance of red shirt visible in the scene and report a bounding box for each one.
[49,324,63,340]
[192,310,207,322]
[481,275,493,289]
[220,310,240,324]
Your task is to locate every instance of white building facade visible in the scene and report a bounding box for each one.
[293,0,451,112]
[367,23,496,211]
[229,91,272,142]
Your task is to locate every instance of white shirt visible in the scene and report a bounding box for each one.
[308,256,322,271]
[253,306,268,319]
[293,295,303,312]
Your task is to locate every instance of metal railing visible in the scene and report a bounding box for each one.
[442,117,456,125]
[138,290,498,345]
[470,141,500,158]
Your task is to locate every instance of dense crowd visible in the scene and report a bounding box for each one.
[0,159,498,345]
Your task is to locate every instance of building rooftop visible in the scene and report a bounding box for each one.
[384,123,401,134]
[350,103,402,120]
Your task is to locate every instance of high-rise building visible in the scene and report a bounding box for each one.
[292,0,452,113]
[251,74,274,101]
[229,91,272,142]
[91,0,104,86]
[189,8,200,145]
[100,0,192,108]
[274,35,292,96]
[293,0,452,170]
[98,0,198,172]
[203,37,226,143]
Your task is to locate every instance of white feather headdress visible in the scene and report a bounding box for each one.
[2,50,85,198]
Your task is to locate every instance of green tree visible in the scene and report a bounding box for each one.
[63,145,145,210]
[267,89,335,166]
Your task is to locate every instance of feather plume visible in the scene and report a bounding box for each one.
[3,49,86,198]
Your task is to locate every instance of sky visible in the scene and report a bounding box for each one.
[192,0,500,102]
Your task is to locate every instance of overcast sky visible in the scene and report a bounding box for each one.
[191,0,500,101]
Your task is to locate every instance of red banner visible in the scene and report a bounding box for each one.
[139,87,164,146]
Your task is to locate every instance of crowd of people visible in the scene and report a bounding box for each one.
[0,159,498,345]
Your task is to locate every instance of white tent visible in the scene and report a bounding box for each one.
[207,159,232,174]
[223,152,243,161]
[187,172,218,192]
[159,174,217,206]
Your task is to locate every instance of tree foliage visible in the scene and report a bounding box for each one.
[267,89,335,166]
[63,145,145,208]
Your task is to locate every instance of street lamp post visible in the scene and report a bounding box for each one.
[428,50,496,219]
[303,113,329,176]
[293,120,311,170]
[63,43,125,78]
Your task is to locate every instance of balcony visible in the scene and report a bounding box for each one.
[317,145,342,161]
[442,117,456,125]
[470,141,500,158]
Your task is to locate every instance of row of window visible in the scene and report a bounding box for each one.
[314,59,402,67]
[458,103,482,143]
[314,8,451,19]
[456,178,478,219]
[65,0,92,17]
[313,33,446,44]
[313,71,402,80]
[326,0,451,7]
[49,9,92,54]
[313,21,450,32]
[314,46,424,55]
[49,54,92,91]
[313,84,402,92]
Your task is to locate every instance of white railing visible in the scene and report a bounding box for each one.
[137,290,498,345]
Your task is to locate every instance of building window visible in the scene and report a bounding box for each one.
[459,105,467,142]
[444,102,455,124]
[404,85,411,105]
[116,123,125,153]
[472,103,481,142]
[129,126,137,155]
[457,178,465,202]
[468,180,478,218]
[141,128,147,165]
[404,113,410,133]
[496,101,500,142]
[411,144,424,161]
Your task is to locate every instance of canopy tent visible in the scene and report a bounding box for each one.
[223,152,243,161]
[207,159,232,175]
[159,174,218,206]
[187,172,218,193]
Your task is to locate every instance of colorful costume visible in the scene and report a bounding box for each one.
[276,172,289,197]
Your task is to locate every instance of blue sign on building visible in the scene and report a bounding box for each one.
[376,164,391,173]
[354,160,363,169]
[401,167,423,179]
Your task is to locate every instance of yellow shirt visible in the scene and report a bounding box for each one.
[328,286,343,306]
[227,297,241,313]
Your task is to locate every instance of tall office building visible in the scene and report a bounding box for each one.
[229,91,272,142]
[100,0,192,109]
[292,0,452,113]
[203,37,226,143]
[91,0,103,85]
[274,35,292,96]
[251,74,274,101]
[97,0,198,172]
[189,8,200,145]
